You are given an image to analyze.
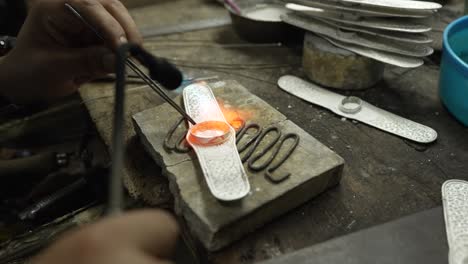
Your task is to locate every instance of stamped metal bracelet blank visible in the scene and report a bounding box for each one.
[281,13,433,59]
[321,35,424,68]
[282,10,432,34]
[442,180,468,264]
[278,75,438,144]
[286,1,435,18]
[183,83,250,201]
[330,0,442,11]
[313,16,433,44]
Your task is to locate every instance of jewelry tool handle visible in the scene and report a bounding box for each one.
[64,3,193,216]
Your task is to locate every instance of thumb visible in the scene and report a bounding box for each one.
[62,46,116,79]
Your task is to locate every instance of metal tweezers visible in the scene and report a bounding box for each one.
[64,3,196,125]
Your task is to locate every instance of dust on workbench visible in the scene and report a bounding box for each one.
[78,0,468,263]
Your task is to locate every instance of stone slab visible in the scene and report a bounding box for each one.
[132,80,344,251]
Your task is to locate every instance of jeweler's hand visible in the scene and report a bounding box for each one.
[32,210,179,264]
[0,0,142,104]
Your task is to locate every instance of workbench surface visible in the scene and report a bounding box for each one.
[78,1,467,263]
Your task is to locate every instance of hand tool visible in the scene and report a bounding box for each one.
[18,177,88,221]
[65,3,192,215]
[64,3,195,125]
[0,152,66,179]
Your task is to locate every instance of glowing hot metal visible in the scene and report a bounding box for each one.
[188,121,232,146]
[183,83,250,201]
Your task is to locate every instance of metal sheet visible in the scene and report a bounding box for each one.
[281,13,433,57]
[287,8,432,33]
[442,180,468,264]
[314,16,433,44]
[329,0,442,11]
[183,83,250,201]
[278,75,438,143]
[287,0,435,18]
[322,36,424,68]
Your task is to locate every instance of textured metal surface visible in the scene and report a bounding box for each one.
[278,75,438,143]
[329,0,442,11]
[322,36,424,68]
[282,13,433,57]
[442,180,468,264]
[315,16,433,44]
[284,10,432,33]
[163,118,300,179]
[287,0,435,18]
[183,83,250,201]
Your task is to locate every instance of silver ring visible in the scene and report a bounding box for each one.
[339,96,362,114]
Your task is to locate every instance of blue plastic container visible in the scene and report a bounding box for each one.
[440,15,468,126]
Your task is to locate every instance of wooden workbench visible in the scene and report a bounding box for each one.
[78,1,468,263]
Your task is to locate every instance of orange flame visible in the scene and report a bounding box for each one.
[217,100,252,131]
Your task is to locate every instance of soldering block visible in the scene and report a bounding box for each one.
[132,80,344,251]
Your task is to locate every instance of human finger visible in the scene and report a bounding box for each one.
[102,0,142,45]
[105,249,173,264]
[69,0,127,48]
[89,210,179,258]
[59,45,115,78]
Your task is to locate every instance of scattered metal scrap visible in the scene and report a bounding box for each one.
[164,118,300,183]
[164,117,191,153]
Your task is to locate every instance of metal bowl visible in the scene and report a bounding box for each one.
[226,0,297,43]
